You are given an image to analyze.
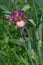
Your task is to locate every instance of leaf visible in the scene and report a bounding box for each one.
[23,38,34,65]
[41,42,43,48]
[38,15,42,42]
[4,14,9,18]
[32,49,39,65]
[24,0,28,3]
[33,0,39,23]
[9,38,23,46]
[22,5,30,11]
[27,38,34,65]
[37,41,42,64]
[14,53,20,60]
[10,0,14,4]
[0,5,7,10]
[37,0,43,9]
[28,19,36,26]
[4,37,9,43]
[2,10,11,14]
[20,55,30,65]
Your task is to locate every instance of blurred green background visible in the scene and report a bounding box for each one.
[0,0,43,65]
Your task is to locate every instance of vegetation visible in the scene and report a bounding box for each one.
[0,0,43,65]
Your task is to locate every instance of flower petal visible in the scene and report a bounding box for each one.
[15,20,26,28]
[18,10,25,17]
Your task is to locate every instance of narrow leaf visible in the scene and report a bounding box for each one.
[22,5,30,11]
[20,55,30,65]
[28,19,36,26]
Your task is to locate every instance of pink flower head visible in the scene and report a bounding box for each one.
[8,9,28,28]
[8,9,28,37]
[8,9,25,21]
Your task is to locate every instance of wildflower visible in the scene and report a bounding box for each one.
[8,9,25,22]
[8,9,28,37]
[15,20,26,29]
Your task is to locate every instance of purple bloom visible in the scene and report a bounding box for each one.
[8,9,28,37]
[13,9,19,14]
[8,9,28,29]
[8,9,25,21]
[18,10,25,17]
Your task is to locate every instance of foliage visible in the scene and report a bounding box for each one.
[0,0,43,65]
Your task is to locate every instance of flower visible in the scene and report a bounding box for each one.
[8,9,28,37]
[8,9,28,28]
[8,9,25,22]
[15,20,26,29]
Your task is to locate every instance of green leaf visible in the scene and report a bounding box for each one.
[0,5,8,10]
[10,0,14,4]
[38,16,42,42]
[2,10,11,14]
[20,55,30,65]
[27,38,34,65]
[41,42,43,48]
[14,53,20,60]
[22,5,30,11]
[32,49,39,65]
[37,41,42,64]
[23,38,34,65]
[37,0,43,9]
[24,0,27,3]
[33,0,39,23]
[9,38,23,46]
[4,37,9,43]
[28,19,36,26]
